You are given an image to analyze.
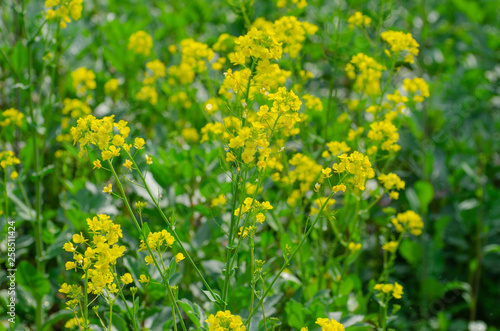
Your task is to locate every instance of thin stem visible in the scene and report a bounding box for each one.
[124,150,217,299]
[245,190,335,325]
[107,160,188,331]
[84,269,89,330]
[112,271,137,331]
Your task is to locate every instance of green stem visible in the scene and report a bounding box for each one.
[249,234,255,321]
[124,150,217,299]
[84,269,89,330]
[245,190,335,325]
[108,160,188,331]
[112,271,137,331]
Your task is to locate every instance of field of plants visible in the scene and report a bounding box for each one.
[1,0,499,330]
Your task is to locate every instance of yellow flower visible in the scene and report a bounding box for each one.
[392,211,423,236]
[316,317,344,331]
[238,226,249,238]
[123,159,133,170]
[382,241,399,253]
[93,160,102,169]
[103,183,112,195]
[256,213,265,224]
[145,255,154,265]
[347,11,371,29]
[381,30,419,64]
[393,282,404,299]
[175,253,185,264]
[1,108,24,127]
[332,184,346,193]
[226,152,236,162]
[104,78,119,94]
[205,310,246,331]
[63,242,76,252]
[10,171,18,180]
[322,168,332,178]
[136,85,158,105]
[261,201,273,210]
[134,138,146,149]
[146,155,153,165]
[139,274,150,285]
[121,273,133,285]
[71,67,96,95]
[128,31,153,56]
[65,261,77,271]
[348,242,362,253]
[72,232,87,244]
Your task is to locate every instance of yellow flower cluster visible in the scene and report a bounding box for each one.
[302,94,323,112]
[211,194,227,208]
[403,77,430,102]
[367,118,400,153]
[143,59,166,85]
[128,31,153,56]
[268,87,302,113]
[136,85,158,105]
[62,214,126,295]
[64,317,85,329]
[104,78,119,95]
[181,127,200,143]
[234,197,273,217]
[231,27,283,65]
[392,210,423,236]
[378,173,405,199]
[168,39,213,84]
[138,229,175,252]
[70,115,135,159]
[45,0,83,28]
[205,310,246,331]
[204,98,221,115]
[57,99,92,143]
[387,90,409,112]
[345,53,385,95]
[382,241,399,252]
[323,141,351,158]
[374,282,404,299]
[136,59,165,105]
[71,67,96,95]
[60,98,91,132]
[347,12,371,29]
[0,108,24,127]
[315,317,345,331]
[268,16,318,58]
[0,151,21,170]
[348,242,362,253]
[282,153,322,195]
[212,33,235,53]
[381,31,419,64]
[329,151,375,191]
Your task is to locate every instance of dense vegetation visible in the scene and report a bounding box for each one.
[0,0,499,330]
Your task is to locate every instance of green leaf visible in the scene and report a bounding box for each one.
[399,240,422,266]
[414,180,434,214]
[167,257,177,281]
[339,276,354,296]
[17,261,50,300]
[141,222,151,239]
[284,299,305,329]
[484,244,500,255]
[8,192,36,222]
[178,299,205,328]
